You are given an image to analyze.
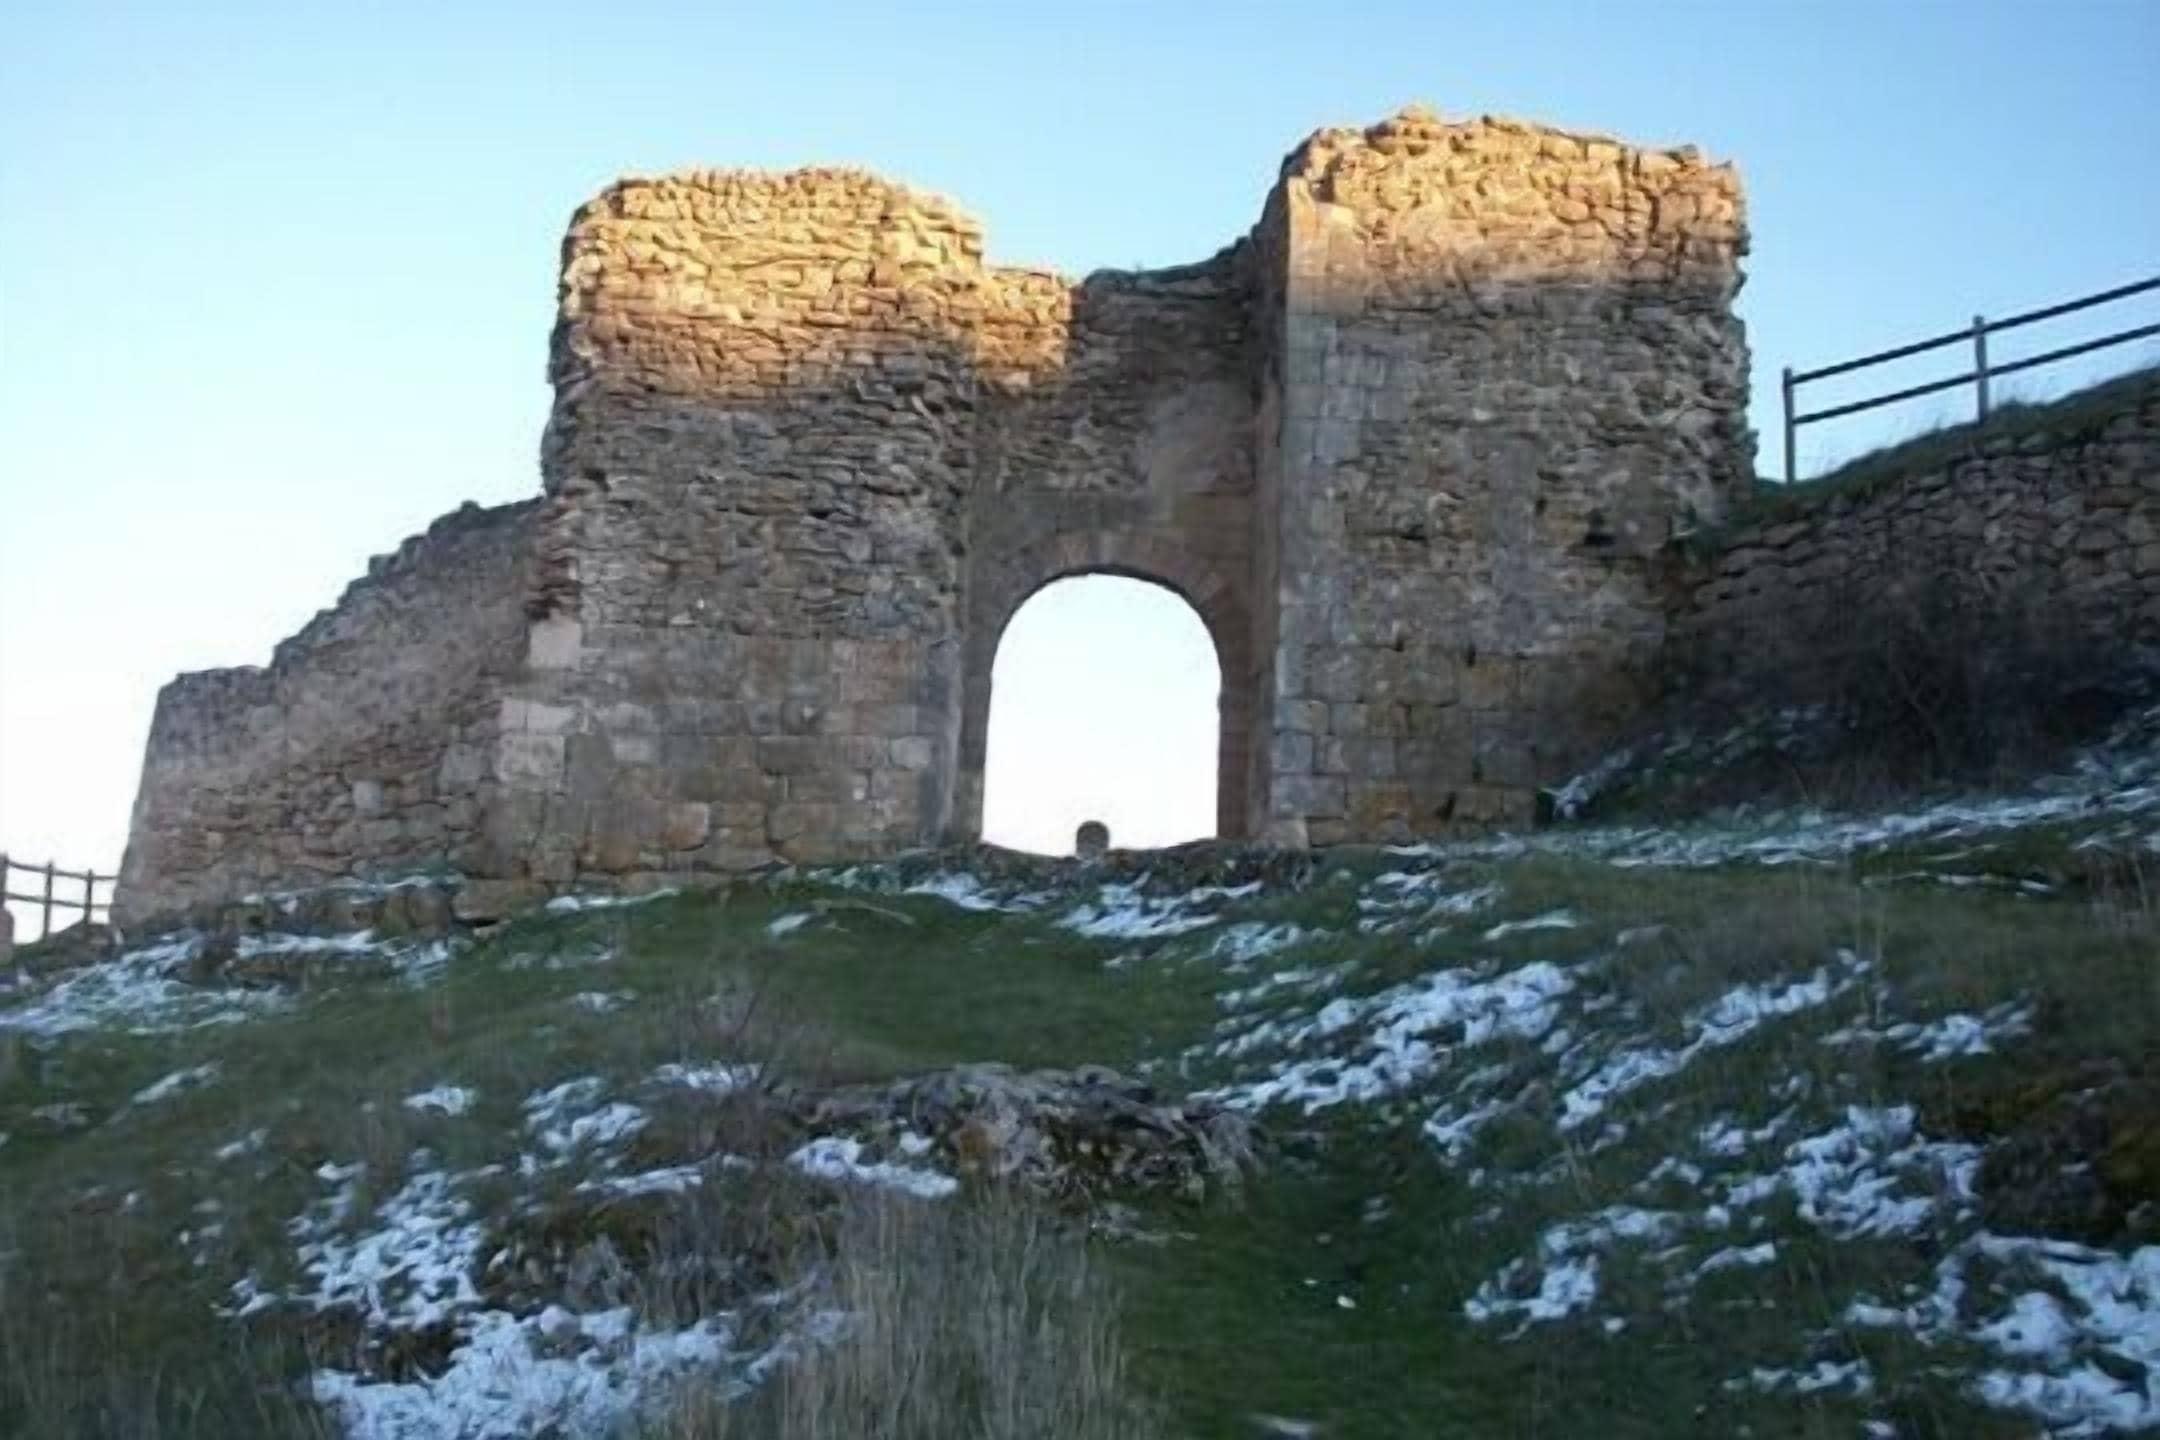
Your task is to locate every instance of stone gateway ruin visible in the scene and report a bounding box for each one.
[116,106,1754,923]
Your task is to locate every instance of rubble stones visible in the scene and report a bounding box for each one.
[804,1063,1259,1204]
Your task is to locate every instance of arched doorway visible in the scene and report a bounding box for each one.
[981,576,1221,855]
[955,529,1255,847]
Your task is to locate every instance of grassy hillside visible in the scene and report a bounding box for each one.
[4,745,2158,1437]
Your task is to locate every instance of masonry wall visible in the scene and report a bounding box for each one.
[1257,109,1752,843]
[955,251,1261,839]
[118,105,1767,919]
[114,501,534,923]
[479,171,987,902]
[1669,373,2160,698]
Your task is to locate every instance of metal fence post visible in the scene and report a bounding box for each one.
[1973,314,1990,422]
[1781,365,1797,484]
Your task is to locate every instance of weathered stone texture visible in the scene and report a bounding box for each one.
[1671,375,2160,698]
[117,106,1759,918]
[1253,109,1752,843]
[959,251,1261,839]
[115,501,535,923]
[494,170,988,890]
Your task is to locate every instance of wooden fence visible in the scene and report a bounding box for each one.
[1,854,116,944]
[1781,273,2160,484]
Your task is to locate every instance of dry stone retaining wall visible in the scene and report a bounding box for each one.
[1669,374,2160,700]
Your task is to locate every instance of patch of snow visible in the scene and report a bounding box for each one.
[1356,875,1499,934]
[312,1303,735,1440]
[404,1086,477,1118]
[1558,954,1865,1130]
[566,990,633,1014]
[649,1062,759,1096]
[1206,959,1574,1114]
[0,934,291,1036]
[1057,880,1223,940]
[582,1163,711,1198]
[544,889,680,914]
[1546,747,1636,821]
[766,911,813,937]
[1777,1106,1980,1239]
[285,1161,485,1330]
[1200,922,1312,966]
[1467,1208,1681,1331]
[522,1079,646,1159]
[215,1127,269,1162]
[1218,964,1345,1015]
[1734,1359,1873,1396]
[900,872,1044,913]
[1423,1095,1512,1161]
[130,1062,220,1106]
[787,1136,958,1200]
[1694,1242,1778,1278]
[504,945,615,973]
[1849,1235,2160,1436]
[1464,1255,1602,1330]
[233,930,386,959]
[1825,1001,2034,1063]
[1481,910,1580,942]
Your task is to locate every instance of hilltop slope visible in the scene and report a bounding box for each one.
[4,733,2159,1438]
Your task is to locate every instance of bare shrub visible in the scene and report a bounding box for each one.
[1807,569,2126,793]
[651,1189,1158,1440]
[1643,565,2142,818]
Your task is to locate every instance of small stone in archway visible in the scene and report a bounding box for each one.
[1074,820,1110,860]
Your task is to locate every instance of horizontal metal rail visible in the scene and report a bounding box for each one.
[1781,273,2159,483]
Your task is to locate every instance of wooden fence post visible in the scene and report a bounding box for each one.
[1973,315,1991,422]
[84,870,97,930]
[40,862,55,941]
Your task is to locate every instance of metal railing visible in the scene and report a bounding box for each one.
[1781,274,2160,484]
[1,853,116,944]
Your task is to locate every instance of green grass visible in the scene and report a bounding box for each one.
[1105,860,2158,1439]
[4,840,2154,1437]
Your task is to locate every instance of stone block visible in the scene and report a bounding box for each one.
[496,734,566,787]
[756,737,825,774]
[659,801,712,851]
[528,616,584,670]
[1272,775,1347,818]
[768,801,839,844]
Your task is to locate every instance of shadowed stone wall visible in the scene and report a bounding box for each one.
[117,105,1755,919]
[115,502,535,923]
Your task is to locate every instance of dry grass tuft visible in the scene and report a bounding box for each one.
[652,1189,1159,1440]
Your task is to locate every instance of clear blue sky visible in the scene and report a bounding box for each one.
[2,1,2156,896]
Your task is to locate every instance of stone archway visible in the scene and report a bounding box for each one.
[955,529,1254,845]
